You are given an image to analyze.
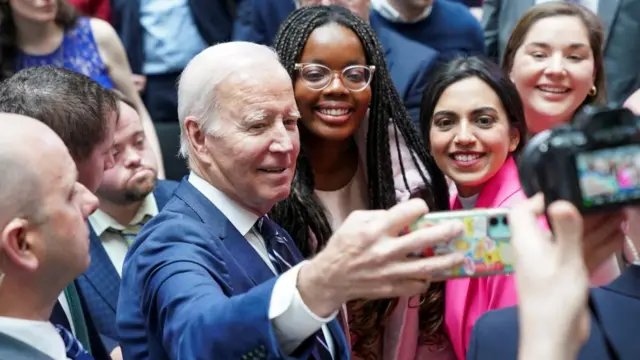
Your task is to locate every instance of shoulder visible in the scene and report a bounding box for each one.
[89,17,119,49]
[382,29,438,70]
[473,305,518,342]
[436,0,482,31]
[156,179,180,194]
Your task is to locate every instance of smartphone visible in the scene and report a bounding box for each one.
[404,208,514,279]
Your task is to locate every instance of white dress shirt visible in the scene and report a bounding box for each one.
[371,0,433,23]
[88,194,159,276]
[0,317,69,359]
[188,172,338,357]
[535,0,599,14]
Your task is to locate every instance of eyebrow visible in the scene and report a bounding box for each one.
[432,107,497,118]
[526,42,589,50]
[303,59,367,67]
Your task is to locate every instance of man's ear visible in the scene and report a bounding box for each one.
[0,219,39,272]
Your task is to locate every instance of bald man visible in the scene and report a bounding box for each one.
[0,114,99,360]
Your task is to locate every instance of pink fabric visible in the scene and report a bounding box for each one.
[353,113,451,359]
[444,156,525,360]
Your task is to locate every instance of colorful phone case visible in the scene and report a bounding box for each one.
[404,208,514,278]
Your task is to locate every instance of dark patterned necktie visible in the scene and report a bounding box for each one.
[256,216,334,360]
[55,324,94,360]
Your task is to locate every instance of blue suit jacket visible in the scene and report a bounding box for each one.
[232,0,438,126]
[467,266,640,359]
[111,0,235,74]
[116,179,350,360]
[76,180,178,351]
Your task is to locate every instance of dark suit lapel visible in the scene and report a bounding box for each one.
[83,229,121,311]
[598,0,621,45]
[174,180,276,286]
[221,222,276,286]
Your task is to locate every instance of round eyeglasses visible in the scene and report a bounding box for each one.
[294,63,376,92]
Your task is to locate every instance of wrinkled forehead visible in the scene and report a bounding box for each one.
[218,70,299,121]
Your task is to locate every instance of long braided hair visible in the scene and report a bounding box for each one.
[269,5,451,357]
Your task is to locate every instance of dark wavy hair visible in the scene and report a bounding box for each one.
[269,5,450,358]
[421,56,528,156]
[0,0,78,80]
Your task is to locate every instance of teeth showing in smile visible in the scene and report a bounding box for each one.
[263,168,285,173]
[453,154,482,162]
[318,108,349,116]
[537,86,569,94]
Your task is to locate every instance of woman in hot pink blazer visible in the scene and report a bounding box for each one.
[419,56,528,360]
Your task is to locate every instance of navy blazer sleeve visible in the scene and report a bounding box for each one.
[131,218,312,360]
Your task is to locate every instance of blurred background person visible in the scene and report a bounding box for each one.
[0,0,165,179]
[0,114,99,360]
[369,0,484,62]
[76,93,178,353]
[482,0,640,106]
[501,2,623,285]
[67,0,111,22]
[269,6,452,359]
[110,0,237,180]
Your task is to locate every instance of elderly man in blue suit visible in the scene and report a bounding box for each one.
[234,0,438,126]
[116,41,467,360]
[76,95,178,354]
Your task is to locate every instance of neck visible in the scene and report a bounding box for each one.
[13,14,62,54]
[98,198,145,226]
[386,0,429,22]
[0,277,57,322]
[526,109,572,135]
[304,133,359,191]
[456,183,484,198]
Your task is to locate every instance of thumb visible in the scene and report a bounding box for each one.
[547,200,584,253]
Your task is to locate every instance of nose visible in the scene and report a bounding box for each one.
[324,72,349,95]
[79,183,100,217]
[544,53,567,78]
[269,122,296,153]
[453,122,476,145]
[123,146,142,168]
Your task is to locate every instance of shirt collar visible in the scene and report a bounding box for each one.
[89,193,159,237]
[0,317,67,359]
[371,0,432,23]
[188,171,259,237]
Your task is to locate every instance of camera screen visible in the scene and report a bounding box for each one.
[575,145,640,208]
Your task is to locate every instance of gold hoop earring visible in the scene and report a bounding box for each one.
[589,85,597,97]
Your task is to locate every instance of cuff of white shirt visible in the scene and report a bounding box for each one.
[269,260,338,354]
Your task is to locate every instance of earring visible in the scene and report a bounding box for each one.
[589,85,597,96]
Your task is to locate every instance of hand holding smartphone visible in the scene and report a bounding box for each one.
[404,208,514,279]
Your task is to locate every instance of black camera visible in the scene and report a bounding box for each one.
[518,105,640,213]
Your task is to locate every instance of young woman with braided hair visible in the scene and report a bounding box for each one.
[268,5,454,360]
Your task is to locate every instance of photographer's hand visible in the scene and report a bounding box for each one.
[296,198,466,317]
[581,211,625,282]
[511,194,589,360]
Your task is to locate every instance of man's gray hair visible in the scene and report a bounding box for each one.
[177,42,281,158]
